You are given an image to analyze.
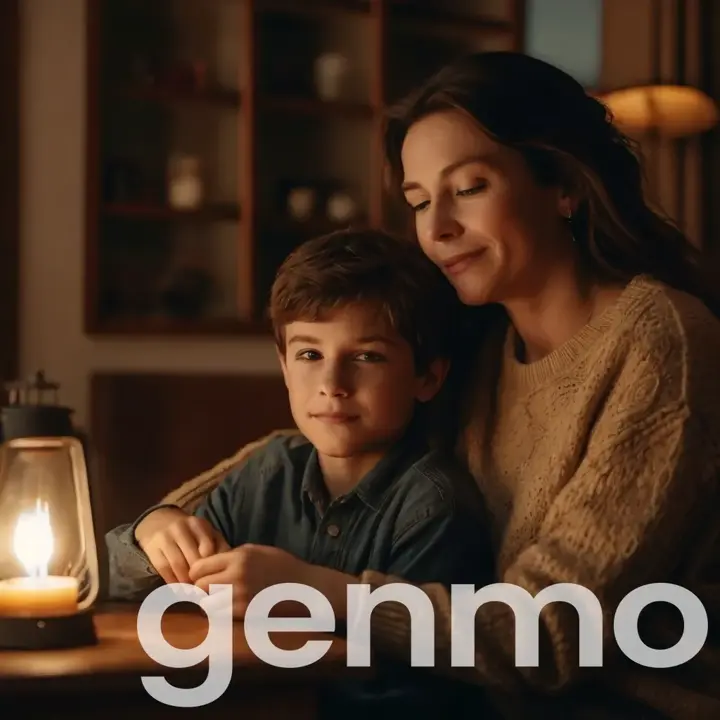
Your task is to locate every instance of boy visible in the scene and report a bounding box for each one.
[106,228,492,716]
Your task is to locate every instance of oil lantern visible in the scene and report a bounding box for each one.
[0,372,99,649]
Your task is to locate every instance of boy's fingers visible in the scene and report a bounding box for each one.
[214,533,231,553]
[195,532,215,558]
[171,524,203,567]
[188,552,229,583]
[199,585,235,615]
[161,543,191,584]
[184,516,228,557]
[151,550,178,585]
[184,521,214,558]
[194,571,232,594]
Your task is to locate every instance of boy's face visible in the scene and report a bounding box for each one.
[278,303,447,458]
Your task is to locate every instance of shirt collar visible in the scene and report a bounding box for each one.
[300,421,428,513]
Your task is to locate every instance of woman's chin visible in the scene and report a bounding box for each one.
[455,282,497,307]
[450,267,502,306]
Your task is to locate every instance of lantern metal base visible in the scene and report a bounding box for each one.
[0,609,97,650]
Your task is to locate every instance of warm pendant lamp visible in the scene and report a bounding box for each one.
[598,83,718,229]
[594,0,718,231]
[599,84,718,140]
[597,83,718,228]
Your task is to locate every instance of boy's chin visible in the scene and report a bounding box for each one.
[307,434,363,459]
[301,426,374,459]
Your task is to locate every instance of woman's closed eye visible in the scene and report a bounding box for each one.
[457,180,488,196]
[407,181,488,212]
[408,198,429,212]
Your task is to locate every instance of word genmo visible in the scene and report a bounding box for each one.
[136,581,708,708]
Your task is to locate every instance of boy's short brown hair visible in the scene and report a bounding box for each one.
[269,228,460,372]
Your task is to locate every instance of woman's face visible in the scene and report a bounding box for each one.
[400,109,572,306]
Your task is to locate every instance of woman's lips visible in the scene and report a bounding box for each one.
[442,249,486,275]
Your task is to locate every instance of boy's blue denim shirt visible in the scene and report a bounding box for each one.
[107,427,491,595]
[106,426,492,716]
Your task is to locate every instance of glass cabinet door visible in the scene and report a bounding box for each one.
[91,0,247,332]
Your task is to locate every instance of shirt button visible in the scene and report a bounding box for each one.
[326,524,341,538]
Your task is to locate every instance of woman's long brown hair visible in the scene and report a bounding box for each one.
[383,51,720,461]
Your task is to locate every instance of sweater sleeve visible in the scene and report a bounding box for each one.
[159,428,299,512]
[358,340,720,693]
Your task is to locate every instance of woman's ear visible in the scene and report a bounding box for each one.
[414,357,450,403]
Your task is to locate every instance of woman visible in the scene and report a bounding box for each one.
[161,52,720,718]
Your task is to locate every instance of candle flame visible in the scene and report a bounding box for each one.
[13,499,54,578]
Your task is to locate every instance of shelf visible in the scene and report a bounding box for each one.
[86,0,525,337]
[102,203,240,222]
[113,84,240,108]
[259,94,375,118]
[389,4,516,34]
[255,0,371,17]
[87,315,271,337]
[261,216,362,238]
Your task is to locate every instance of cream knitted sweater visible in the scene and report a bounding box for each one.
[163,275,720,719]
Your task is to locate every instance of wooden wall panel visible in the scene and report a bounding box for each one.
[602,0,710,247]
[89,371,295,593]
[0,0,19,393]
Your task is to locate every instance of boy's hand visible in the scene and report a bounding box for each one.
[135,507,230,585]
[188,544,357,620]
[188,544,310,616]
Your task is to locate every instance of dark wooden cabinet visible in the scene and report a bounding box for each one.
[84,0,525,336]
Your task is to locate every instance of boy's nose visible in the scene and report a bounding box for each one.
[323,387,348,398]
[320,380,349,398]
[319,366,350,397]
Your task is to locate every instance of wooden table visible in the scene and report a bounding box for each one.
[0,602,370,718]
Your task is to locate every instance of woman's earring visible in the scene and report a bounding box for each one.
[564,211,576,243]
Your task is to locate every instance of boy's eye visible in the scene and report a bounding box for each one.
[297,349,321,361]
[356,352,385,362]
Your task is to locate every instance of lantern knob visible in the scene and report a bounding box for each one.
[4,370,61,407]
[30,370,60,391]
[1,371,74,440]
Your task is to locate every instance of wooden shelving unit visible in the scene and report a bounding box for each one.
[258,95,374,118]
[84,0,525,336]
[115,85,242,107]
[102,202,241,221]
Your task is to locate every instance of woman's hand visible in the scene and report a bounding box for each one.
[188,544,357,619]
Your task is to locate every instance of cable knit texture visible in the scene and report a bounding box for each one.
[161,429,300,511]
[361,275,720,718]
[163,275,720,719]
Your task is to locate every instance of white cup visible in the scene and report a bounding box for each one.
[314,53,350,101]
[287,187,316,221]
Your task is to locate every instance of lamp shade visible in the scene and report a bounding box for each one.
[599,84,719,138]
[0,437,99,648]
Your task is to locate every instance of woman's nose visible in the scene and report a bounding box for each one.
[426,203,463,243]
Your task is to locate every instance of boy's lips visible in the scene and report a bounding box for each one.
[311,412,359,424]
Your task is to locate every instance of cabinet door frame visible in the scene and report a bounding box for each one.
[0,0,20,391]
